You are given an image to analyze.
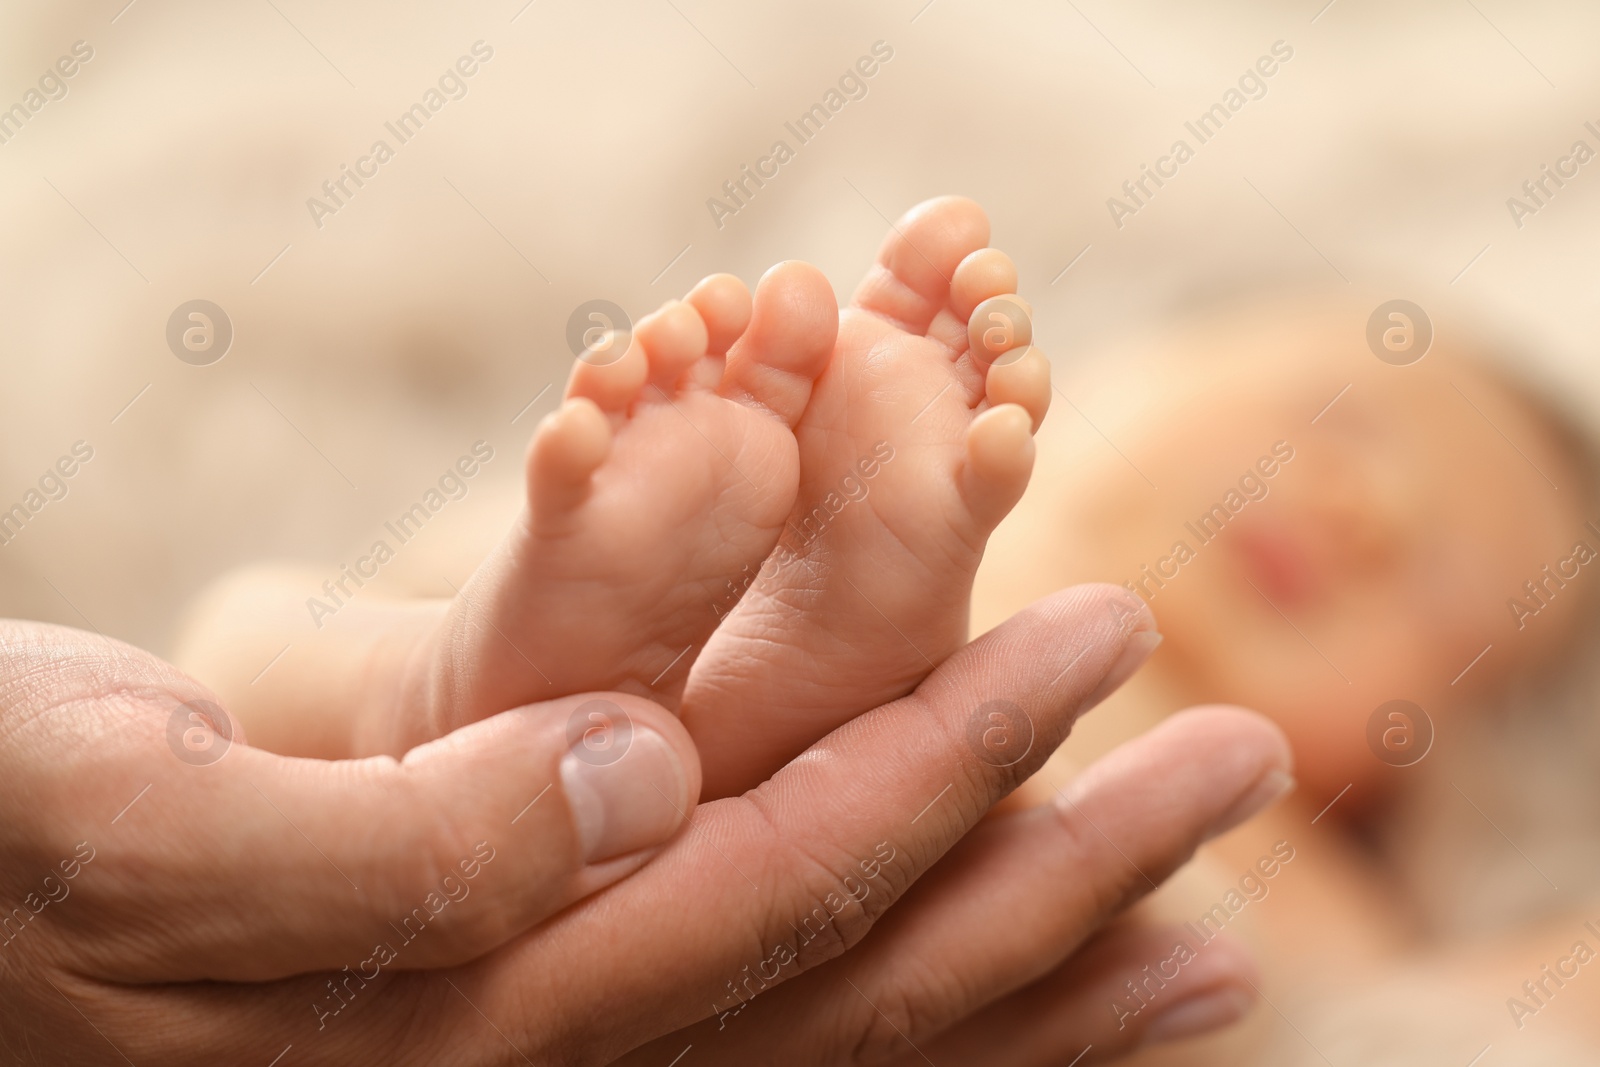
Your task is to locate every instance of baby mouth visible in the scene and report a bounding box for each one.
[1231,525,1324,609]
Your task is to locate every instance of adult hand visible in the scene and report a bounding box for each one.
[428,586,1289,1065]
[617,680,1285,1064]
[0,619,700,1064]
[4,585,1289,1064]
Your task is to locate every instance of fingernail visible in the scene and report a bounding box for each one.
[1141,986,1254,1046]
[1080,631,1163,712]
[561,727,689,864]
[1204,768,1295,842]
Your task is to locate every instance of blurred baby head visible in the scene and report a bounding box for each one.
[1064,296,1597,796]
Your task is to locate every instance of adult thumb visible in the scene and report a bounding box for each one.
[83,690,699,982]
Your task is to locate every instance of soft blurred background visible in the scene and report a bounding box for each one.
[4,0,1598,652]
[6,1,1600,1063]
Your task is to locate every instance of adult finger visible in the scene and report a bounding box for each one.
[879,920,1261,1066]
[26,668,700,982]
[830,706,1289,1067]
[619,705,1290,1065]
[452,583,1162,1061]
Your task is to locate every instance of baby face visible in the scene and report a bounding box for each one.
[1071,303,1588,792]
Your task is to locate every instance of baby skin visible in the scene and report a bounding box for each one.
[186,197,1050,800]
[390,261,839,750]
[684,196,1052,796]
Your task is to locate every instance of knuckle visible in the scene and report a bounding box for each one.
[734,797,900,978]
[1049,800,1150,918]
[366,767,497,933]
[844,969,948,1066]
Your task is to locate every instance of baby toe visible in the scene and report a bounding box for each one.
[985,345,1051,432]
[635,299,711,389]
[951,248,1019,321]
[566,328,649,413]
[968,294,1034,368]
[527,397,612,516]
[962,403,1037,528]
[687,273,753,357]
[718,260,837,427]
[851,195,990,333]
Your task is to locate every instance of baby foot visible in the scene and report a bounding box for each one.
[681,196,1050,798]
[402,263,838,744]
